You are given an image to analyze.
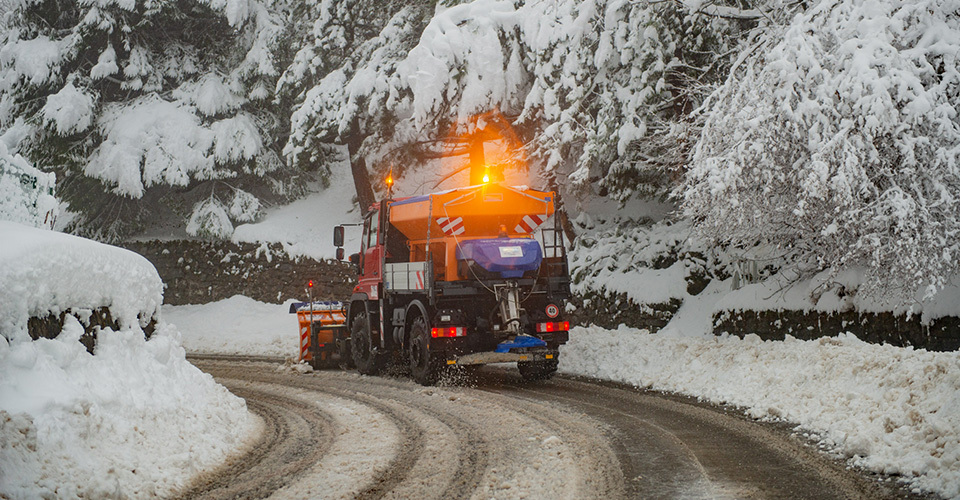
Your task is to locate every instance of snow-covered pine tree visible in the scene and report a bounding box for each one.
[285,0,774,205]
[279,0,439,210]
[0,0,294,240]
[683,0,960,302]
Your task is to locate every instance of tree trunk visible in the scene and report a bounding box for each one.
[347,134,376,212]
[548,178,578,245]
[468,139,486,185]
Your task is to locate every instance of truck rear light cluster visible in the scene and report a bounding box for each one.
[536,321,570,333]
[431,326,466,338]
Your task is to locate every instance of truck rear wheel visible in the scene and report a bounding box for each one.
[408,316,439,386]
[518,357,559,381]
[337,336,353,370]
[351,311,386,375]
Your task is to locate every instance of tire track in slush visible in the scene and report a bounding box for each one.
[192,361,623,499]
[303,374,494,500]
[485,369,921,500]
[176,385,333,500]
[327,373,623,499]
[190,360,916,500]
[222,367,471,500]
[194,362,429,500]
[239,366,623,499]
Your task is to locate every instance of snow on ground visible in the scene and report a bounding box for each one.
[0,222,259,500]
[561,327,960,499]
[169,293,960,499]
[0,322,260,499]
[231,162,362,260]
[163,295,299,358]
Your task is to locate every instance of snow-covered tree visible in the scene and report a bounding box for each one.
[683,0,960,301]
[284,0,773,206]
[280,0,437,209]
[0,0,296,240]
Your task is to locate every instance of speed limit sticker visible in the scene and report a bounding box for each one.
[545,304,560,318]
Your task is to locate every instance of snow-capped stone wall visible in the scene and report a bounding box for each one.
[122,240,355,306]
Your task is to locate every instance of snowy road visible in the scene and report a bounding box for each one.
[182,359,920,500]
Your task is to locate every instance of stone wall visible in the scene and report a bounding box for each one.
[714,309,960,352]
[122,240,356,305]
[120,240,958,352]
[566,291,680,332]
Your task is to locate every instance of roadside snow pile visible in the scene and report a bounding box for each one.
[0,221,258,499]
[561,327,960,498]
[0,321,258,499]
[163,295,298,358]
[0,221,162,342]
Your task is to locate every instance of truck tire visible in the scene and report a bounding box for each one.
[518,357,559,381]
[351,311,386,375]
[337,336,353,370]
[408,316,440,386]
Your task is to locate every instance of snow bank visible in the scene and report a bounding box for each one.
[0,320,258,499]
[561,326,960,498]
[163,295,298,358]
[0,221,162,342]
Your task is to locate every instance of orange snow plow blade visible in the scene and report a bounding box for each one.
[292,301,346,364]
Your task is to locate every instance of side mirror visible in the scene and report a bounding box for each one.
[333,226,344,247]
[336,247,344,261]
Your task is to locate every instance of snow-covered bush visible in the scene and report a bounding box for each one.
[187,197,234,239]
[0,0,293,240]
[684,0,960,302]
[0,221,162,343]
[0,143,57,229]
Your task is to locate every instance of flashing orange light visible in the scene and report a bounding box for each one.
[482,170,490,183]
[386,173,394,187]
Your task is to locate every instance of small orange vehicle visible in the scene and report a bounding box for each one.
[330,180,572,385]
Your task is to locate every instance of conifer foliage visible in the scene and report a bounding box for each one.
[0,0,289,240]
[2,0,957,303]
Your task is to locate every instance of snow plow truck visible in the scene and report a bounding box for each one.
[295,181,572,385]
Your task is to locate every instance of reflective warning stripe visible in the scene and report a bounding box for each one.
[416,270,424,289]
[436,217,465,236]
[515,214,547,234]
[300,326,310,361]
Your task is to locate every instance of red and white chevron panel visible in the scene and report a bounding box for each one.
[436,217,465,236]
[299,325,310,362]
[515,214,547,234]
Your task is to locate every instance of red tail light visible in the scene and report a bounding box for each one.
[536,321,570,333]
[431,326,466,338]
